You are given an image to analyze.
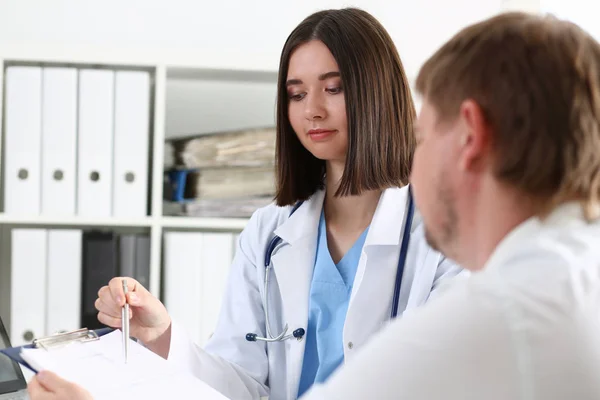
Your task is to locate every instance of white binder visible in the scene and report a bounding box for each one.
[163,231,204,343]
[4,67,42,215]
[163,232,235,346]
[113,70,150,217]
[41,68,78,216]
[199,233,233,346]
[10,229,47,346]
[46,229,82,336]
[77,69,114,217]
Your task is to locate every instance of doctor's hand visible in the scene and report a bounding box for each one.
[95,277,172,359]
[28,370,93,400]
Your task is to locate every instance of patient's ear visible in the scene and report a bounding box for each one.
[457,99,490,173]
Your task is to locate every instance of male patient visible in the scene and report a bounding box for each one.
[302,11,600,400]
[28,11,600,400]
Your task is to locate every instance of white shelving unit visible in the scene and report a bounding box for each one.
[0,0,540,303]
[0,50,277,298]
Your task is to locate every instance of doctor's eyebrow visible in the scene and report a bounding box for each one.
[285,71,341,87]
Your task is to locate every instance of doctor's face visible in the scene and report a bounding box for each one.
[411,100,461,257]
[286,40,348,163]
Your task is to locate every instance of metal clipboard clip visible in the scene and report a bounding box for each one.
[32,328,100,351]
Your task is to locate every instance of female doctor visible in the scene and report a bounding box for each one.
[27,7,462,400]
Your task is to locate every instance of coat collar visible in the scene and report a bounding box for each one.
[273,189,325,245]
[273,185,414,247]
[364,185,412,247]
[485,201,599,272]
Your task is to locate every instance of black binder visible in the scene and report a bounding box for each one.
[81,231,118,331]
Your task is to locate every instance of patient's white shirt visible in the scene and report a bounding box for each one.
[302,203,600,400]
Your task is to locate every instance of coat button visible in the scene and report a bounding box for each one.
[347,341,354,349]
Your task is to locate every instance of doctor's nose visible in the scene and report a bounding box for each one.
[304,93,327,121]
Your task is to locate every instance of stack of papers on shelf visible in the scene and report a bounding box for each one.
[163,196,273,218]
[169,127,275,169]
[163,126,277,218]
[185,166,275,200]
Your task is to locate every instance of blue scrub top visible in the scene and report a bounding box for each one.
[297,211,370,397]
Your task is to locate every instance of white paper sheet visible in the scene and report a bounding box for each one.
[21,330,228,400]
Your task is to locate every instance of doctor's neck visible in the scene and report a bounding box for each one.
[323,161,382,230]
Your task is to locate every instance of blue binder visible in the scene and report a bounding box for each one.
[0,327,113,373]
[165,168,200,202]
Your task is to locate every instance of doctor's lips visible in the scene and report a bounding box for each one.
[308,128,337,141]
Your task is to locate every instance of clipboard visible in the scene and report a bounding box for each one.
[0,327,113,373]
[1,326,230,399]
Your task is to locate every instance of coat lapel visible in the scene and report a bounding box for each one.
[270,189,324,398]
[344,186,412,357]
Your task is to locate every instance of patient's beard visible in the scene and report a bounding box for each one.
[423,179,458,259]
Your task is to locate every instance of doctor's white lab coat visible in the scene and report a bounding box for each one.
[166,185,464,400]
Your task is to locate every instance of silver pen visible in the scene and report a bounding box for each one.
[121,279,130,364]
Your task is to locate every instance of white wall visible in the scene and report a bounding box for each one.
[540,0,600,40]
[0,0,514,78]
[503,0,540,13]
[166,77,277,137]
[1,0,540,137]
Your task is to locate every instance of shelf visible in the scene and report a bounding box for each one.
[0,214,249,230]
[0,214,154,228]
[160,216,248,231]
[166,66,277,83]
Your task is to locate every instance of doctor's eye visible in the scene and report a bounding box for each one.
[288,92,306,102]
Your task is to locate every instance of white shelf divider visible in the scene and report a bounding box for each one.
[151,65,167,220]
[160,216,248,231]
[148,65,167,297]
[149,224,163,297]
[0,214,248,231]
[0,214,154,228]
[0,59,4,214]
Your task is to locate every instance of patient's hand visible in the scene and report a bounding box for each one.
[28,370,93,400]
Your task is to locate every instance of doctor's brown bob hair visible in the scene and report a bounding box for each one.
[274,7,416,206]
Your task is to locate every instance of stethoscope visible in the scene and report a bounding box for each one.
[246,188,415,343]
